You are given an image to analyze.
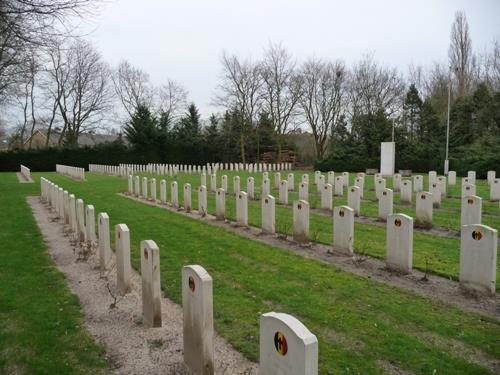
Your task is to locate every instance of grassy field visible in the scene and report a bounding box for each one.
[0,173,109,374]
[37,171,500,374]
[129,170,500,286]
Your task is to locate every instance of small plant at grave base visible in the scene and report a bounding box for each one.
[421,257,430,282]
[76,240,96,262]
[148,338,165,350]
[353,240,372,265]
[310,228,321,243]
[106,282,123,309]
[200,206,207,218]
[276,220,289,240]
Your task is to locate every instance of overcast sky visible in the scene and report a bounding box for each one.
[83,0,500,117]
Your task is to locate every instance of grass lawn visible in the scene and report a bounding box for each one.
[41,171,500,374]
[0,173,109,374]
[129,170,500,286]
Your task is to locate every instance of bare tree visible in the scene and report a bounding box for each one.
[50,38,112,145]
[157,79,188,125]
[214,51,263,163]
[298,58,347,159]
[112,60,154,118]
[260,42,301,161]
[0,0,101,104]
[349,53,405,117]
[449,11,473,97]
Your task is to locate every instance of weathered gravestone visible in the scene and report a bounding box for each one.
[413,175,423,193]
[63,191,70,225]
[210,174,217,192]
[115,224,131,294]
[386,213,413,274]
[393,173,401,192]
[150,178,157,201]
[354,176,364,199]
[98,213,111,271]
[302,174,309,184]
[142,177,148,199]
[128,175,133,194]
[342,172,349,187]
[321,183,333,210]
[141,240,161,328]
[221,175,228,192]
[69,194,77,233]
[259,312,318,375]
[416,192,433,227]
[437,176,447,198]
[198,185,207,215]
[430,182,441,208]
[288,173,295,191]
[399,180,412,204]
[460,224,497,295]
[183,265,214,375]
[348,186,361,216]
[135,176,140,196]
[467,171,476,185]
[77,199,86,242]
[448,171,456,185]
[487,171,496,185]
[171,181,179,208]
[490,179,500,201]
[184,183,192,212]
[262,195,276,234]
[236,191,248,226]
[299,182,308,201]
[160,180,167,204]
[428,171,437,188]
[233,176,240,195]
[262,178,270,197]
[279,180,289,205]
[333,206,354,256]
[317,174,325,193]
[201,173,207,187]
[327,171,335,186]
[314,170,321,185]
[461,195,482,227]
[216,188,225,220]
[293,200,309,243]
[375,178,386,200]
[85,204,96,243]
[461,183,476,198]
[334,176,343,196]
[247,177,255,199]
[378,188,393,221]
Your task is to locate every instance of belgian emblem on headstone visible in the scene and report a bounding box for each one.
[274,332,288,355]
[188,276,195,292]
[472,230,482,241]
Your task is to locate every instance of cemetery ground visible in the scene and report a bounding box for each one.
[3,171,499,374]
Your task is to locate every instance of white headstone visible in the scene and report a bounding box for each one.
[490,178,500,201]
[299,182,308,201]
[198,185,207,215]
[378,188,393,221]
[98,213,111,271]
[135,176,140,196]
[461,183,476,198]
[216,188,225,220]
[467,171,476,185]
[142,177,148,199]
[327,171,335,186]
[314,171,321,185]
[321,183,333,210]
[183,265,214,374]
[386,213,413,274]
[115,224,131,294]
[141,240,161,327]
[85,204,96,243]
[150,178,157,201]
[400,180,412,204]
[302,174,309,185]
[262,195,276,234]
[347,186,361,216]
[76,199,85,242]
[233,176,240,195]
[333,206,354,255]
[201,173,207,187]
[448,171,456,185]
[430,182,441,208]
[393,173,401,192]
[210,174,217,192]
[461,195,482,227]
[487,171,496,185]
[279,180,289,205]
[221,175,228,192]
[354,176,364,199]
[69,194,77,233]
[160,179,167,203]
[375,178,386,200]
[293,200,309,243]
[274,172,281,190]
[128,175,133,194]
[259,312,318,375]
[184,183,192,212]
[428,171,437,189]
[247,177,255,200]
[460,224,497,294]
[342,172,349,187]
[334,176,343,196]
[413,175,423,193]
[317,175,324,193]
[262,178,270,197]
[416,192,433,227]
[287,173,295,191]
[171,181,179,208]
[236,191,248,226]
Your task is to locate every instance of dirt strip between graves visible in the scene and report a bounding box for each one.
[16,172,34,183]
[27,196,258,375]
[120,193,500,320]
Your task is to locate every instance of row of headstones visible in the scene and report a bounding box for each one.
[20,164,31,180]
[56,164,85,180]
[130,176,497,296]
[41,176,319,374]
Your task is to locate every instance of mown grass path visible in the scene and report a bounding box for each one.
[0,173,108,374]
[44,172,500,374]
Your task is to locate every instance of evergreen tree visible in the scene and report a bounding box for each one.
[403,84,423,140]
[123,105,160,160]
